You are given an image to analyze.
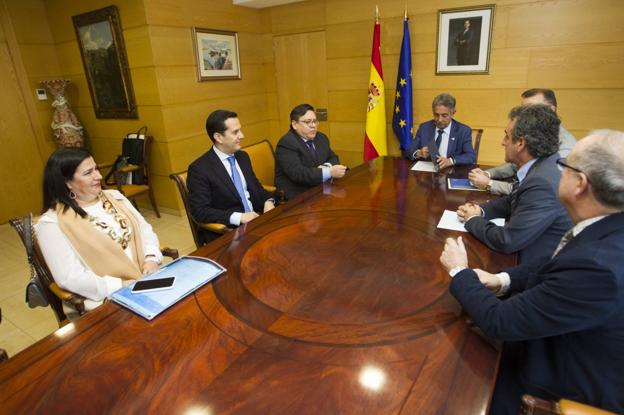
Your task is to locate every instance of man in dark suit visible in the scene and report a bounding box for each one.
[187,109,275,244]
[457,105,572,264]
[404,93,476,169]
[440,129,624,414]
[275,103,347,200]
[454,19,473,65]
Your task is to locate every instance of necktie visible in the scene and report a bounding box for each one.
[305,140,317,160]
[435,129,444,148]
[227,156,251,212]
[552,228,574,257]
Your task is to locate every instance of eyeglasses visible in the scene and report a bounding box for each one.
[299,119,319,127]
[556,158,591,183]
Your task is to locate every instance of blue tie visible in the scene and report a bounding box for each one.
[305,140,317,161]
[227,156,252,212]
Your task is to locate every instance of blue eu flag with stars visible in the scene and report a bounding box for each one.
[392,16,413,151]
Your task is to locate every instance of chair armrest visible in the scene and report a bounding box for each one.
[117,164,142,173]
[49,283,87,316]
[262,184,277,193]
[199,222,230,234]
[560,399,617,415]
[98,162,114,170]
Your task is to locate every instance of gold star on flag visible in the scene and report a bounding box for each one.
[395,105,400,113]
[396,91,401,99]
[399,119,406,127]
[400,78,406,86]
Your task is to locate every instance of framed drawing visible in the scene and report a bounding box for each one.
[192,27,241,81]
[72,6,137,118]
[436,5,495,75]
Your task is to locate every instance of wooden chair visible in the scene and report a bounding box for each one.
[169,171,230,249]
[9,215,179,327]
[242,139,285,202]
[0,308,8,363]
[471,128,484,160]
[520,394,617,415]
[110,135,161,217]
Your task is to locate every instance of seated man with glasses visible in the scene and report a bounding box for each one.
[455,104,572,264]
[275,103,347,200]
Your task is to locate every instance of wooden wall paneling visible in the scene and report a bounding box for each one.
[273,30,328,126]
[504,0,624,48]
[131,67,161,106]
[146,0,267,32]
[147,26,194,67]
[155,64,268,106]
[270,0,326,35]
[527,45,624,89]
[0,30,44,221]
[557,89,624,133]
[124,25,155,68]
[53,40,86,77]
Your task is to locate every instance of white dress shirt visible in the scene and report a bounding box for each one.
[213,146,252,226]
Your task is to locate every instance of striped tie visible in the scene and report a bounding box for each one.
[552,228,574,257]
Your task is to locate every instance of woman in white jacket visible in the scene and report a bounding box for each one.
[36,147,162,313]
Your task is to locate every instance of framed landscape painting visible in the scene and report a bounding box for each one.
[193,27,241,81]
[72,5,138,118]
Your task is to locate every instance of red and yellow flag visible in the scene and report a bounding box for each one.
[363,7,387,162]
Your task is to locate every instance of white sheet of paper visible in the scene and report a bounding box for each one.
[410,161,437,172]
[437,209,505,232]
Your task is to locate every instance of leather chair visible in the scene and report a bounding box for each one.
[520,394,618,415]
[109,135,161,217]
[9,215,179,327]
[471,128,484,160]
[242,139,284,202]
[169,171,230,249]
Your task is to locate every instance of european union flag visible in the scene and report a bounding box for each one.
[392,16,413,151]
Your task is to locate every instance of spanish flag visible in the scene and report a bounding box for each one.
[363,7,387,162]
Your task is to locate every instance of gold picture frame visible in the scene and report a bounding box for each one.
[192,27,241,81]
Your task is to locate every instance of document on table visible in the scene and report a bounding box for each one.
[111,256,226,320]
[411,161,438,172]
[437,209,505,232]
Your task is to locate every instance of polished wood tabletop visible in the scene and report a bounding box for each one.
[0,157,515,414]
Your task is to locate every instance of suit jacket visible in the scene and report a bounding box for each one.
[465,153,573,264]
[451,212,624,414]
[275,129,339,200]
[487,126,577,196]
[187,148,272,244]
[403,119,476,165]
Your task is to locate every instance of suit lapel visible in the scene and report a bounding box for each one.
[207,148,240,200]
[447,122,457,156]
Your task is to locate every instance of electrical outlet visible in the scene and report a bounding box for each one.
[36,89,47,100]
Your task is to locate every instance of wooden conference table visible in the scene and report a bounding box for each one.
[0,157,515,414]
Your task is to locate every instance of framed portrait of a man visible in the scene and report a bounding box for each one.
[193,27,241,81]
[436,5,495,75]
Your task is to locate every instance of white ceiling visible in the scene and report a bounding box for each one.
[233,0,305,8]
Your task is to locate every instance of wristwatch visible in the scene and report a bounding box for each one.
[485,180,493,192]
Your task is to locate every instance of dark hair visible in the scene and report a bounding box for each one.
[521,88,557,109]
[290,103,315,123]
[432,93,456,112]
[508,104,560,158]
[205,109,238,142]
[42,147,93,217]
